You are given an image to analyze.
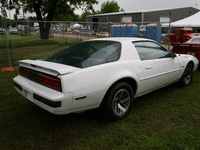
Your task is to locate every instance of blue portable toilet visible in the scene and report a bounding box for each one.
[145,25,155,40]
[127,24,138,37]
[120,24,127,37]
[145,23,162,42]
[155,23,162,42]
[115,25,121,37]
[111,25,116,37]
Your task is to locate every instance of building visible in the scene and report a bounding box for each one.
[86,7,199,32]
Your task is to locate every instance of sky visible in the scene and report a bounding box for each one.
[3,0,200,19]
[76,0,200,14]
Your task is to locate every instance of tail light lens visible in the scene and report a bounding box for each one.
[19,67,30,77]
[38,74,61,92]
[19,67,62,92]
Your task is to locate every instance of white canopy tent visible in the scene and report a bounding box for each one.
[72,23,84,28]
[162,11,200,27]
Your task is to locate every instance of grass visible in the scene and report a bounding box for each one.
[0,35,82,68]
[0,70,200,150]
[0,34,200,149]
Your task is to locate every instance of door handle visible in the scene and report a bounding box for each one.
[146,66,152,70]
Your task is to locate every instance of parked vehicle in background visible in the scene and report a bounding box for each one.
[161,34,171,44]
[79,29,95,35]
[13,37,198,121]
[9,28,18,34]
[96,32,109,37]
[53,29,61,33]
[172,36,200,62]
[36,30,40,34]
[162,28,200,44]
[170,28,193,44]
[191,33,200,36]
[0,27,6,34]
[73,29,80,34]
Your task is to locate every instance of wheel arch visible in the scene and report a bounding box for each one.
[100,77,137,107]
[188,61,194,70]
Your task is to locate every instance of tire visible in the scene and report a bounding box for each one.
[104,82,134,121]
[179,64,193,86]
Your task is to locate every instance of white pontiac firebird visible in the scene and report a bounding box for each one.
[13,37,199,121]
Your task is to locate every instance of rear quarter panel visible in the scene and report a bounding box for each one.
[60,42,143,109]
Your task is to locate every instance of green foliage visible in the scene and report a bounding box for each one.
[80,10,92,22]
[100,0,124,14]
[0,0,98,39]
[53,13,80,21]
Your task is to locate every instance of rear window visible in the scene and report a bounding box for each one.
[44,41,121,68]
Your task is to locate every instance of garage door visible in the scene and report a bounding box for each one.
[121,16,132,23]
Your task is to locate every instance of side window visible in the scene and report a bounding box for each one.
[133,41,170,60]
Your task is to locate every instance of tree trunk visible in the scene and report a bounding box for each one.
[33,0,56,40]
[39,22,51,40]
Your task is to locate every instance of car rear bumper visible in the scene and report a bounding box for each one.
[13,75,73,114]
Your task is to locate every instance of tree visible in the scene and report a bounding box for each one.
[53,12,80,22]
[1,0,98,39]
[100,0,124,14]
[80,10,92,22]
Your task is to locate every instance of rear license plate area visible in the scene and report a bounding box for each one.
[23,89,32,101]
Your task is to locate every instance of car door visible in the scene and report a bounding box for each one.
[133,41,182,94]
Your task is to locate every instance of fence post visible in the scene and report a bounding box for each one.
[108,22,111,37]
[63,22,65,48]
[1,19,8,67]
[168,12,172,51]
[5,21,11,67]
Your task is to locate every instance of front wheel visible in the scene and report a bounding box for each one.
[104,82,134,121]
[179,64,193,86]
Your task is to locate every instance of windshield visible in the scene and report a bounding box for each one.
[44,40,121,68]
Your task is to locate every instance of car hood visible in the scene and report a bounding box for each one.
[19,60,80,76]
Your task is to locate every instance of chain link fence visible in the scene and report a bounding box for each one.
[0,19,182,69]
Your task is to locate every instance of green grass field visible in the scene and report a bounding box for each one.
[1,35,200,149]
[0,34,82,68]
[0,69,200,150]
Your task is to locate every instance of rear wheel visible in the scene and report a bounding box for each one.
[179,64,193,86]
[104,82,134,121]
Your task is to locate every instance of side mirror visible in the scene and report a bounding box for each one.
[170,52,176,58]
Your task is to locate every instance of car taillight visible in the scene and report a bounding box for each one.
[19,67,30,77]
[19,66,62,92]
[38,74,62,92]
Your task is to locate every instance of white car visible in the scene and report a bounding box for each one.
[9,28,18,34]
[13,38,199,121]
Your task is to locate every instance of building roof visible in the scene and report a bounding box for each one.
[87,6,199,17]
[162,11,200,27]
